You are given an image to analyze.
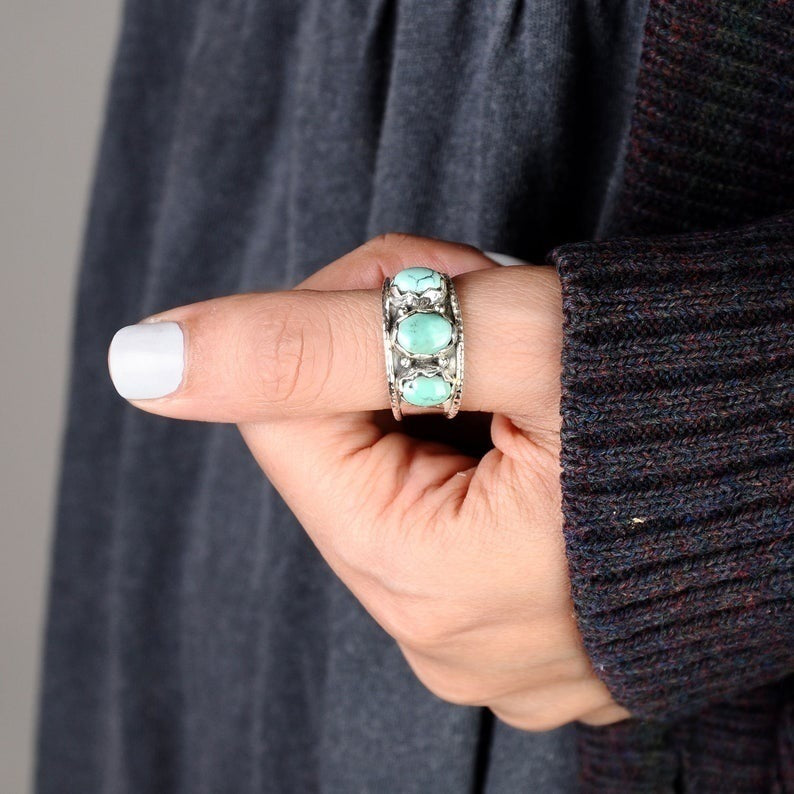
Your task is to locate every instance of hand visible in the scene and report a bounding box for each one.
[109,234,630,730]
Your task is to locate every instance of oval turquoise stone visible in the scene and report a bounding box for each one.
[393,266,442,293]
[396,312,452,355]
[402,375,452,407]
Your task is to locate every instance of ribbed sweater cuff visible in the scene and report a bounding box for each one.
[549,212,794,720]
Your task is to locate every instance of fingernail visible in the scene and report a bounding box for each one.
[483,251,529,267]
[108,322,185,400]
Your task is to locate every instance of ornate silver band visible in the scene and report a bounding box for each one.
[381,267,464,421]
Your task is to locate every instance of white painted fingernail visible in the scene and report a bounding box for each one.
[484,251,529,267]
[108,322,184,400]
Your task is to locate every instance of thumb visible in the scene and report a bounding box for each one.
[107,236,552,422]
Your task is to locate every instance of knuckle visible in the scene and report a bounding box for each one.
[362,232,415,255]
[329,518,381,576]
[579,704,632,726]
[359,233,428,275]
[248,297,326,411]
[400,652,494,707]
[490,705,566,733]
[431,678,496,708]
[383,601,456,654]
[359,233,486,283]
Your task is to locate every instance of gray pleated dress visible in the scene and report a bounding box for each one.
[37,1,648,791]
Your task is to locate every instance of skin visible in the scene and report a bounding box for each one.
[123,234,631,731]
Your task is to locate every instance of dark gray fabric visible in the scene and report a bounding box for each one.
[37,1,648,791]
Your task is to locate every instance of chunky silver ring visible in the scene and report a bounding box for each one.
[381,267,464,420]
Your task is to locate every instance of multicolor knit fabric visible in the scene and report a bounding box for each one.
[550,1,793,791]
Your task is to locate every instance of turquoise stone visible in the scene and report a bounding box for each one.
[402,375,452,407]
[396,312,452,355]
[393,266,442,293]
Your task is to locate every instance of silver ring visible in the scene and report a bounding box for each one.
[381,267,464,420]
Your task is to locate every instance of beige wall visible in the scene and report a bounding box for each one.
[0,3,120,790]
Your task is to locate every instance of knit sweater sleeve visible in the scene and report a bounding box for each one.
[548,210,793,722]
